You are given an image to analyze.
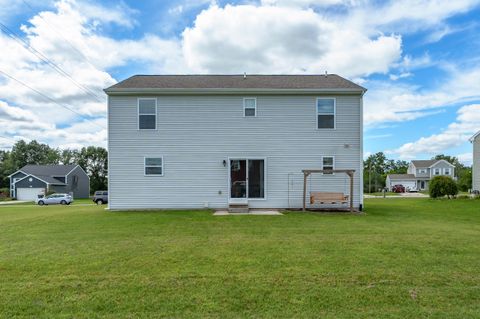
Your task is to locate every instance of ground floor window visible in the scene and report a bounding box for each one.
[230,159,265,199]
[145,157,163,175]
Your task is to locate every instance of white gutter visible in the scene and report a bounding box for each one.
[104,87,366,96]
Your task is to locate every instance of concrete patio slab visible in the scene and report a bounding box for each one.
[214,210,283,216]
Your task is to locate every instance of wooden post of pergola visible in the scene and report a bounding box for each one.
[302,169,355,212]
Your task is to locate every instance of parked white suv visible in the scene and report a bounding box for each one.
[36,193,73,206]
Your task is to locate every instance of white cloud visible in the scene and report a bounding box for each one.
[0,0,184,149]
[388,104,480,159]
[182,4,402,77]
[364,65,480,126]
[457,153,473,166]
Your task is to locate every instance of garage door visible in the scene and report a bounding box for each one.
[391,180,417,190]
[17,188,45,201]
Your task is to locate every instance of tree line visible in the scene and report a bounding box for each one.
[0,140,107,193]
[364,152,472,193]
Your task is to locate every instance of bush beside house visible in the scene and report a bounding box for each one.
[429,176,458,198]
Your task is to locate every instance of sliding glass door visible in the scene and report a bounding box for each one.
[230,159,265,199]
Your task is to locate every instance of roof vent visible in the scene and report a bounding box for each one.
[325,70,328,77]
[243,72,247,79]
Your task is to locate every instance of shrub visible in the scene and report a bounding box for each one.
[456,195,470,200]
[0,187,9,197]
[429,176,458,198]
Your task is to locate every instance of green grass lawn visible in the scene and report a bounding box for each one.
[1,199,479,318]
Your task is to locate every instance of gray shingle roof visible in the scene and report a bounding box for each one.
[411,160,438,168]
[105,74,366,92]
[21,164,77,177]
[34,175,66,185]
[387,174,416,180]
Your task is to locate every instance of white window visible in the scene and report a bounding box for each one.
[434,168,441,175]
[138,98,157,130]
[243,98,257,117]
[322,156,334,174]
[444,168,450,175]
[145,157,163,175]
[317,98,335,129]
[419,169,427,174]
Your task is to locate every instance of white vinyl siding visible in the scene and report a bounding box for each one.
[243,98,257,117]
[316,98,335,129]
[138,98,157,130]
[108,95,362,209]
[144,157,163,176]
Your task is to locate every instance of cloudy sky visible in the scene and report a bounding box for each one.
[0,0,479,163]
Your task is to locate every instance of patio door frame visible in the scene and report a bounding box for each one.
[228,157,267,202]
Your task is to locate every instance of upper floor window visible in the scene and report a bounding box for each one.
[434,168,441,175]
[322,156,334,174]
[419,169,427,174]
[317,98,335,129]
[244,98,257,117]
[138,98,157,130]
[444,168,451,175]
[145,157,163,175]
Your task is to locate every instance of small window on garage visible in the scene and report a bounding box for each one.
[243,98,257,117]
[145,157,163,176]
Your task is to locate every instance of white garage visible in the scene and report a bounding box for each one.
[16,188,45,201]
[386,174,417,191]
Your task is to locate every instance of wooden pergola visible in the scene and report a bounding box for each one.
[302,169,355,212]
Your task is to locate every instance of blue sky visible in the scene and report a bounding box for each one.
[0,0,479,164]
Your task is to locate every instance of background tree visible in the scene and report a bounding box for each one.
[77,146,108,191]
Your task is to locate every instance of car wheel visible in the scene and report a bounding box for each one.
[96,199,103,205]
[38,200,44,206]
[60,200,67,205]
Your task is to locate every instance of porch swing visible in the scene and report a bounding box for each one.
[302,169,355,212]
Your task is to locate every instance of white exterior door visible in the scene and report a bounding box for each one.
[17,188,45,201]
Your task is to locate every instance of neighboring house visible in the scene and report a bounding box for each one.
[470,130,480,192]
[104,74,366,210]
[9,164,89,200]
[386,159,455,191]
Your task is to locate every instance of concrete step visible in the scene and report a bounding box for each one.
[228,204,249,214]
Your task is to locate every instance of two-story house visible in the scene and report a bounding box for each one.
[470,130,480,192]
[104,74,366,210]
[386,159,455,191]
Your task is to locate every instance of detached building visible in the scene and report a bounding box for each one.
[104,74,366,210]
[386,159,455,191]
[9,164,89,200]
[471,131,480,192]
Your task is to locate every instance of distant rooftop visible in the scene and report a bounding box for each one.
[21,164,78,176]
[105,74,366,93]
[411,160,440,168]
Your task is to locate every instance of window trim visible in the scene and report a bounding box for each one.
[444,168,450,175]
[144,156,164,176]
[321,155,335,175]
[138,98,157,130]
[433,168,441,175]
[243,97,257,117]
[316,97,336,130]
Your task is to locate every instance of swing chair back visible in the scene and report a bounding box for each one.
[310,192,349,204]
